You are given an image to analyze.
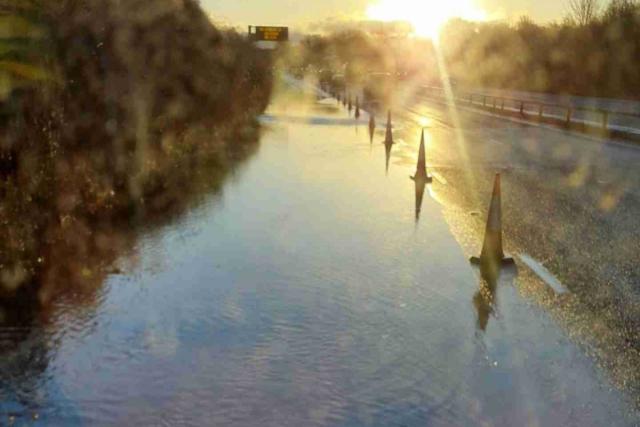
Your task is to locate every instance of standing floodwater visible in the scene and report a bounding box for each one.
[0,81,638,426]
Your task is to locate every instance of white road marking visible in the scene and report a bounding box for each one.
[518,254,568,294]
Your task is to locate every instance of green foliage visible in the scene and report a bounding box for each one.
[0,7,53,99]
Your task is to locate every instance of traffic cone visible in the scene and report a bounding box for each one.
[410,129,432,183]
[368,114,376,143]
[470,174,515,276]
[384,110,393,144]
[355,97,360,119]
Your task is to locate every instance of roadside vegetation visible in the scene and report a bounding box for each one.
[293,0,640,99]
[288,29,429,86]
[440,0,640,98]
[0,0,273,304]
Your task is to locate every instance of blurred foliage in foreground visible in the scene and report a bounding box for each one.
[0,1,55,100]
[0,0,273,304]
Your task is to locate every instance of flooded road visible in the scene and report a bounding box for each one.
[1,79,639,426]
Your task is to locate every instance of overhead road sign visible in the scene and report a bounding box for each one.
[248,26,289,42]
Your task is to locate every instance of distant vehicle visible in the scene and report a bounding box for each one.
[362,72,395,111]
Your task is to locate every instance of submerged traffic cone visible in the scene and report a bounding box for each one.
[410,129,432,183]
[470,174,515,276]
[414,174,427,221]
[355,97,360,119]
[384,110,393,144]
[368,114,376,143]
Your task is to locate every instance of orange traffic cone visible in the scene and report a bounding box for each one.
[470,174,515,275]
[384,110,393,144]
[410,129,432,183]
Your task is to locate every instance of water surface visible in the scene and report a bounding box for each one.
[0,84,637,426]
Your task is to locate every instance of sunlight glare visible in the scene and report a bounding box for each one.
[366,0,487,39]
[419,117,431,127]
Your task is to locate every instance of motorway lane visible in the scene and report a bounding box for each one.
[2,79,639,425]
[394,96,640,401]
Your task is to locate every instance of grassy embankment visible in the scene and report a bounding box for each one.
[0,0,273,305]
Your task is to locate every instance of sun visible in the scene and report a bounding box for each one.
[366,0,487,39]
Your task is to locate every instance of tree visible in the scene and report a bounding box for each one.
[567,0,599,25]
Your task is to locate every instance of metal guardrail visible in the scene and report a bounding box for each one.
[420,86,640,135]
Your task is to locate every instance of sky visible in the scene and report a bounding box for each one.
[201,0,569,32]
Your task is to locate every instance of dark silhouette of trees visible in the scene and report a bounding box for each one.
[568,0,600,25]
[439,0,640,98]
[291,0,639,99]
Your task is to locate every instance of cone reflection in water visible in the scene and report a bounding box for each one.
[473,274,497,331]
[384,110,393,144]
[413,178,427,221]
[410,129,432,221]
[472,252,518,331]
[470,174,515,277]
[384,138,392,175]
[368,114,376,143]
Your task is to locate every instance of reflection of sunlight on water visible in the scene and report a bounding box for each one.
[427,185,446,206]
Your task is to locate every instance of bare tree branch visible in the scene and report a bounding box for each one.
[568,0,600,25]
